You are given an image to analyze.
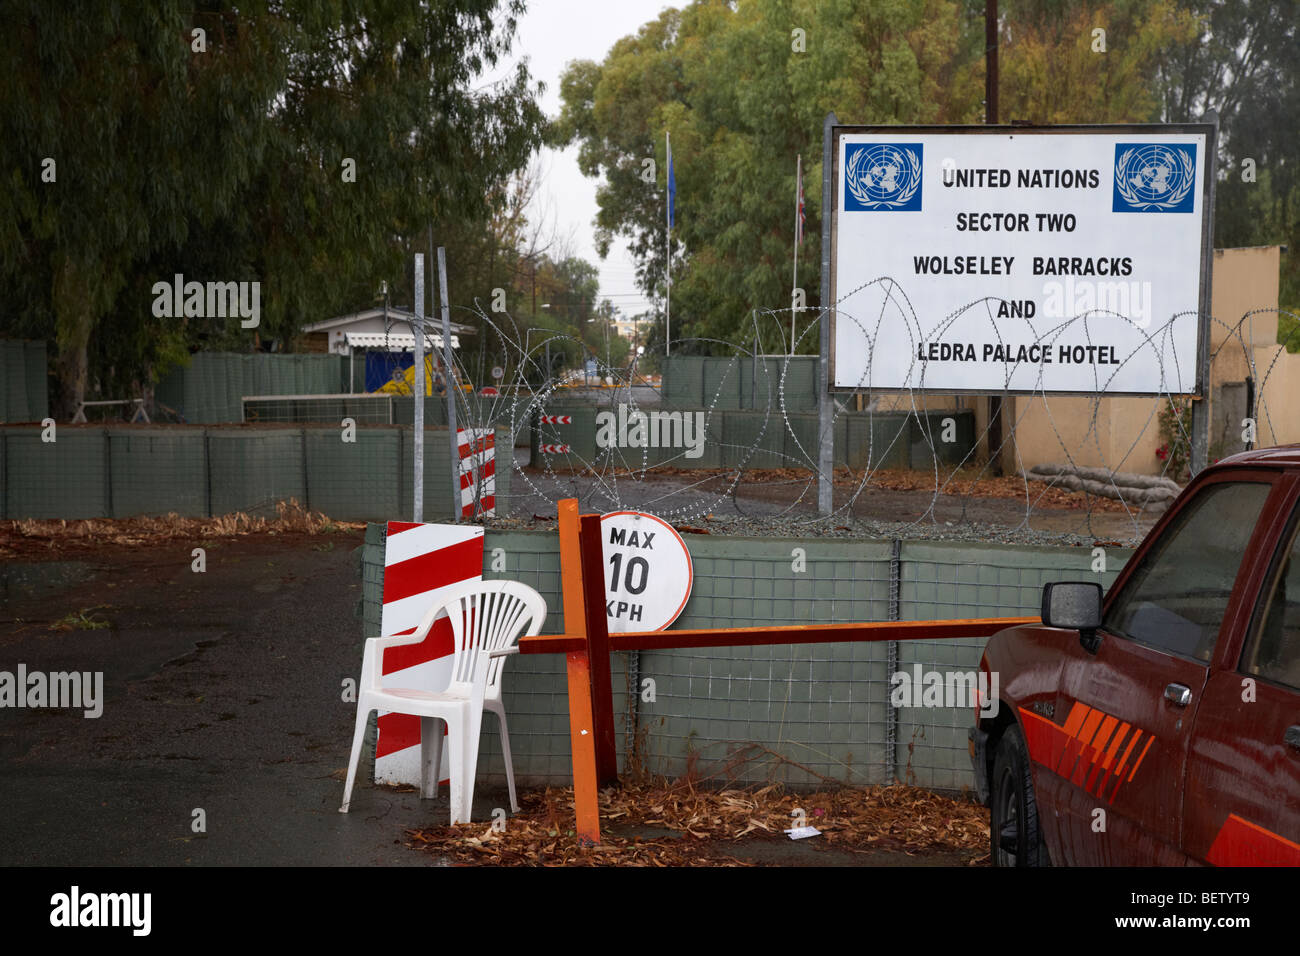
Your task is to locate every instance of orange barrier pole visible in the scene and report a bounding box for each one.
[519,616,1037,655]
[578,513,619,786]
[558,499,601,844]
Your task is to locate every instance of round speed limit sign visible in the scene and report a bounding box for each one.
[600,511,693,632]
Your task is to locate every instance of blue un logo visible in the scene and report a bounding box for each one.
[844,143,923,211]
[1112,144,1196,213]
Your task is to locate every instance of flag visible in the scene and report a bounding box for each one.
[796,155,805,244]
[667,132,676,230]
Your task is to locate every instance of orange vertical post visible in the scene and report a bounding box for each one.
[558,499,600,844]
[578,513,619,785]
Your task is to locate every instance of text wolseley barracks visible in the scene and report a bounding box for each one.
[829,126,1212,395]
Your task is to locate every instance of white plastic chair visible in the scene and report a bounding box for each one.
[339,578,546,824]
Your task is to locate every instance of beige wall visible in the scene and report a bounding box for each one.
[1003,246,1290,476]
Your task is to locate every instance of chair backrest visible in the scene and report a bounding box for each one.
[438,579,547,692]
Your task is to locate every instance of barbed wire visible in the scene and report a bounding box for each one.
[362,286,1300,542]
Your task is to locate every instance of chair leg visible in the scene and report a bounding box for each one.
[495,708,520,813]
[460,709,486,825]
[419,716,438,799]
[430,720,444,797]
[339,706,371,813]
[446,716,468,825]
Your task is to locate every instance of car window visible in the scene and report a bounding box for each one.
[1244,517,1300,690]
[1104,481,1270,661]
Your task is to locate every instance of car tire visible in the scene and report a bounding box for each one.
[990,724,1050,866]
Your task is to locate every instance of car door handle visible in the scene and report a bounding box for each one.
[1164,683,1192,707]
[1285,726,1300,751]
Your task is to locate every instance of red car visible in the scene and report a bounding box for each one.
[972,446,1300,866]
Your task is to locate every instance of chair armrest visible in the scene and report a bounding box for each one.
[364,601,448,656]
[488,646,520,659]
[360,632,435,689]
[367,632,428,654]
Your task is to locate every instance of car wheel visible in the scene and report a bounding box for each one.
[990,724,1050,866]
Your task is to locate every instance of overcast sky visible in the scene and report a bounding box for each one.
[479,0,676,319]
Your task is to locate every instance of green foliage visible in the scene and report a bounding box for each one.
[1156,396,1193,480]
[0,1,547,413]
[1157,1,1300,324]
[562,0,1298,350]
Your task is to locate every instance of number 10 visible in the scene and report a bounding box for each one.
[608,553,649,594]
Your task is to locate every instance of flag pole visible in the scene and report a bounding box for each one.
[665,130,671,358]
[792,154,801,354]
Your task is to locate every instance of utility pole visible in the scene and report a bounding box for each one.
[985,0,1005,476]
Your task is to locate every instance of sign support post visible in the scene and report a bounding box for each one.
[558,499,604,843]
[579,513,619,786]
[1190,111,1219,477]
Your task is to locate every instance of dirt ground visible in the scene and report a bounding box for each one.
[0,516,991,867]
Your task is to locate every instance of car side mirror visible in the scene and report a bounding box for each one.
[1042,581,1103,654]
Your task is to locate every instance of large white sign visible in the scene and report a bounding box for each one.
[831,126,1212,394]
[600,511,693,632]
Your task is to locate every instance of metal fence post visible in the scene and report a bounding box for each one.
[412,252,425,523]
[437,247,460,523]
[818,112,838,515]
[886,538,901,785]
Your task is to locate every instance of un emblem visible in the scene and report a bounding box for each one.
[1112,144,1196,213]
[844,143,923,211]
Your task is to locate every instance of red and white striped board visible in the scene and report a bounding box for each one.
[539,415,572,424]
[457,427,495,518]
[539,443,571,454]
[376,521,484,786]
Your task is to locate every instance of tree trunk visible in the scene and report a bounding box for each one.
[52,256,92,421]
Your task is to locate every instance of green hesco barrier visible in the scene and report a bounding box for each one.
[721,412,784,469]
[782,413,821,469]
[662,355,706,407]
[305,428,403,521]
[155,352,349,423]
[207,430,306,517]
[662,355,819,411]
[2,341,27,422]
[355,528,1133,790]
[702,358,744,410]
[25,342,46,422]
[1,428,108,518]
[0,340,48,424]
[108,429,207,517]
[0,424,507,521]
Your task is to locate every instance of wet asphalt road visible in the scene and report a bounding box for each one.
[0,532,498,866]
[0,530,986,868]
